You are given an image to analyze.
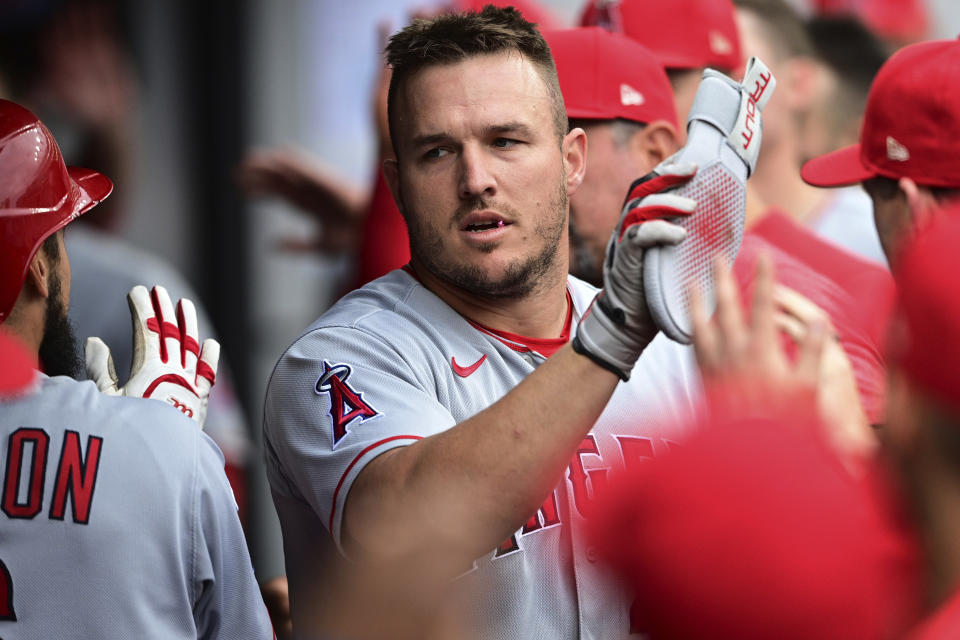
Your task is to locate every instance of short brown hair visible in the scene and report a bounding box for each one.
[734,0,814,62]
[384,5,567,156]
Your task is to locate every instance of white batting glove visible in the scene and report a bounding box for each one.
[85,285,220,428]
[573,163,696,380]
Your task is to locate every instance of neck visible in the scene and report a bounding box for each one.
[2,304,44,368]
[410,258,571,339]
[915,471,960,611]
[749,136,830,225]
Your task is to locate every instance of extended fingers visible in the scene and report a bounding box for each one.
[690,283,720,373]
[623,162,698,204]
[196,338,220,397]
[773,284,833,329]
[149,286,180,365]
[750,253,778,351]
[176,298,201,370]
[713,256,748,364]
[84,337,120,395]
[625,219,688,248]
[127,285,159,374]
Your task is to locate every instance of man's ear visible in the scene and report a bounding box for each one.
[24,248,52,300]
[563,127,587,196]
[901,177,940,230]
[629,120,680,170]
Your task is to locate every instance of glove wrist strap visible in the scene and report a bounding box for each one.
[571,335,631,382]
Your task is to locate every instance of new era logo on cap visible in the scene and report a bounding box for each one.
[544,27,677,128]
[886,136,910,162]
[710,30,734,56]
[620,83,644,106]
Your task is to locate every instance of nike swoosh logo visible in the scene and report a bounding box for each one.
[451,354,487,378]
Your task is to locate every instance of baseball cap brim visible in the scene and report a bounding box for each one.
[801,144,877,187]
[68,167,114,217]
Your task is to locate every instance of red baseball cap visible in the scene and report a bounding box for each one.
[889,207,960,414]
[813,0,928,43]
[802,38,960,189]
[579,0,741,71]
[0,329,36,396]
[544,27,677,128]
[591,397,920,639]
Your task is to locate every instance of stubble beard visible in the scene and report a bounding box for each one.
[401,177,569,300]
[568,214,604,288]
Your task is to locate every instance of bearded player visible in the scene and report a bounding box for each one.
[0,98,272,638]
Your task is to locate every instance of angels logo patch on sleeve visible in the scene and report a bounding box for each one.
[315,361,381,448]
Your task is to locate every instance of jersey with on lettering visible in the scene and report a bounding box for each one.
[264,270,699,639]
[0,375,273,639]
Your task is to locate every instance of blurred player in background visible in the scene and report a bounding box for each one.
[0,98,272,638]
[801,37,960,267]
[579,0,741,140]
[733,0,886,262]
[801,36,960,634]
[543,27,679,286]
[798,14,888,264]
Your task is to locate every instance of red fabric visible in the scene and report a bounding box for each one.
[543,28,677,128]
[733,210,896,424]
[802,39,960,189]
[353,168,410,288]
[890,209,960,415]
[0,330,34,395]
[579,0,741,71]
[814,0,928,42]
[467,291,573,358]
[591,397,921,639]
[224,462,248,526]
[908,589,960,640]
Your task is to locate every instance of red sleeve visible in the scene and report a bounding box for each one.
[353,168,411,289]
[734,212,894,424]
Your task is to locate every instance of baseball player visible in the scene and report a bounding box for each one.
[0,98,273,638]
[579,0,742,141]
[263,6,699,638]
[799,38,960,636]
[801,37,960,267]
[593,391,919,639]
[888,211,960,639]
[543,27,680,287]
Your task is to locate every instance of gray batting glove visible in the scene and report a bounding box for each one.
[85,285,220,428]
[573,163,696,380]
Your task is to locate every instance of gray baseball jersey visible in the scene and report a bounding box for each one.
[0,374,273,639]
[264,269,698,639]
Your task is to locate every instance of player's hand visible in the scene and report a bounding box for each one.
[237,147,367,253]
[85,285,219,428]
[573,163,696,379]
[691,253,824,399]
[772,284,877,468]
[691,255,872,474]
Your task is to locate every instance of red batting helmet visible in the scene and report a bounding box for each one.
[0,99,113,324]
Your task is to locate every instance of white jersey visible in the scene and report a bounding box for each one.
[264,270,699,639]
[0,375,273,639]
